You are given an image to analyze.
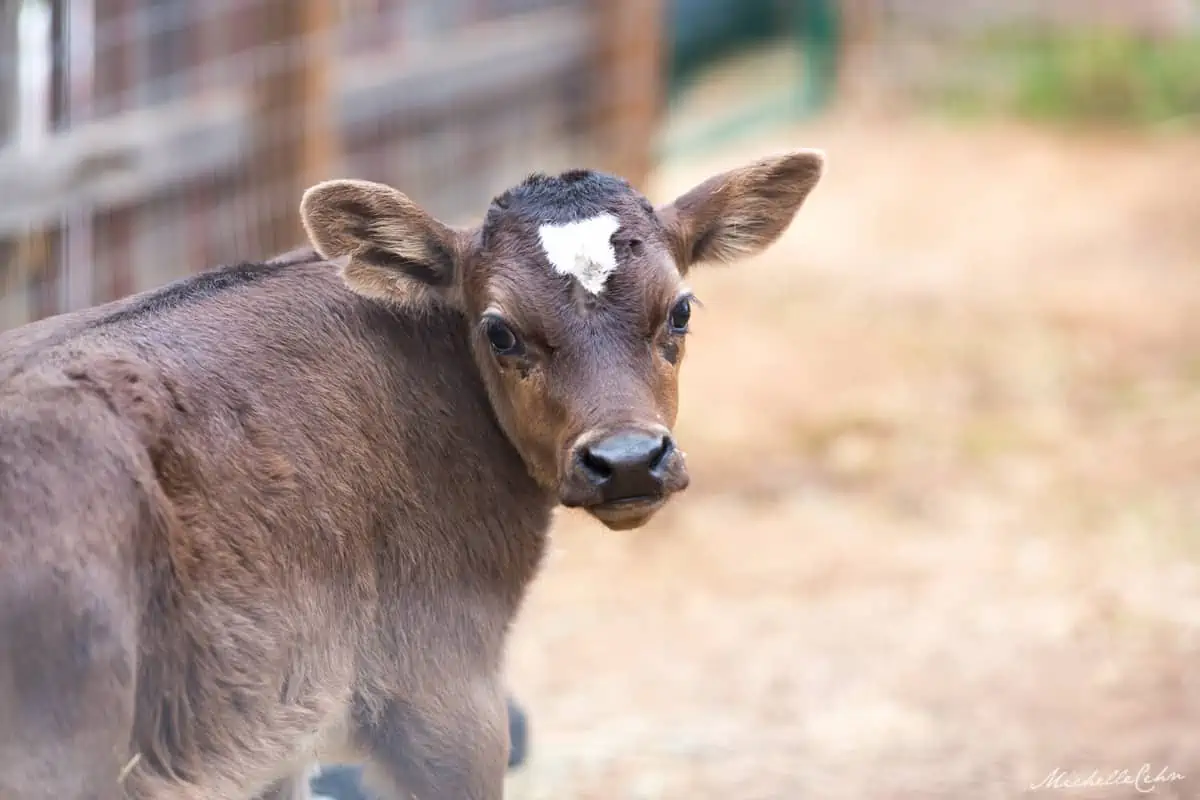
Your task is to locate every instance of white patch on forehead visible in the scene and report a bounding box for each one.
[537,213,621,295]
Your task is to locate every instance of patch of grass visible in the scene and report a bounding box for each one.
[928,27,1200,127]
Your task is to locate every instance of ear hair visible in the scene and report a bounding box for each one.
[658,149,825,273]
[300,179,468,309]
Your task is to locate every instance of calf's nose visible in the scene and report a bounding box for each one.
[575,430,673,501]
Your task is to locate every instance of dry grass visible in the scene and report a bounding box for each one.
[503,110,1200,799]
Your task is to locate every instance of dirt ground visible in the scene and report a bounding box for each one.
[502,109,1200,799]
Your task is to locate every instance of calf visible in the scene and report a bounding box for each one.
[0,150,823,800]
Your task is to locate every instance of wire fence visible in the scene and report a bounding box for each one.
[0,0,665,329]
[7,0,1194,331]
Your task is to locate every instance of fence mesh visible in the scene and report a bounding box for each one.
[0,0,664,328]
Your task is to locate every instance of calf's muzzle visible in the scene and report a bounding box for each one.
[560,425,689,529]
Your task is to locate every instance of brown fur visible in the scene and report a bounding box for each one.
[0,150,823,799]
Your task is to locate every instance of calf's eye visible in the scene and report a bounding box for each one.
[485,317,523,356]
[667,297,691,334]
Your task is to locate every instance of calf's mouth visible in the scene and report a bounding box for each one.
[586,495,669,531]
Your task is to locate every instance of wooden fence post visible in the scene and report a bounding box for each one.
[250,0,340,258]
[590,0,666,192]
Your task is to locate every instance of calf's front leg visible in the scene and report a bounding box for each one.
[355,680,509,800]
[257,770,313,800]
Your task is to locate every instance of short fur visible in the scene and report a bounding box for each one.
[0,150,823,799]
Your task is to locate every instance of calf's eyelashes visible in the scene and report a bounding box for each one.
[482,315,524,359]
[666,294,694,335]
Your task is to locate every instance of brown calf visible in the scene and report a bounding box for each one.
[0,150,823,799]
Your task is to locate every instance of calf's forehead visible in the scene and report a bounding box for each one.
[477,170,679,311]
[485,169,654,226]
[483,172,659,257]
[536,213,621,296]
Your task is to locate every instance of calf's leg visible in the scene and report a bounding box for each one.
[355,680,509,800]
[0,393,147,800]
[0,577,138,800]
[259,771,315,800]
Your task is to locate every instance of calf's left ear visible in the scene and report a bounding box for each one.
[656,149,825,274]
[300,179,468,309]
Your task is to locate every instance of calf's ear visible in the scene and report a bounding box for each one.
[300,179,469,309]
[656,149,825,274]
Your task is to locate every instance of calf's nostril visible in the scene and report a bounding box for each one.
[649,435,673,472]
[575,431,675,495]
[579,448,614,482]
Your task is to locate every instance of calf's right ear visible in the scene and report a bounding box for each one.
[300,179,467,309]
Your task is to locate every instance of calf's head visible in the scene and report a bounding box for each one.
[300,151,824,530]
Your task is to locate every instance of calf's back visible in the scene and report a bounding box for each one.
[0,254,551,798]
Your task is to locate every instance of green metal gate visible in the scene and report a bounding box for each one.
[661,0,840,156]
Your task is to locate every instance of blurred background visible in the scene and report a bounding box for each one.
[2,0,1199,797]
